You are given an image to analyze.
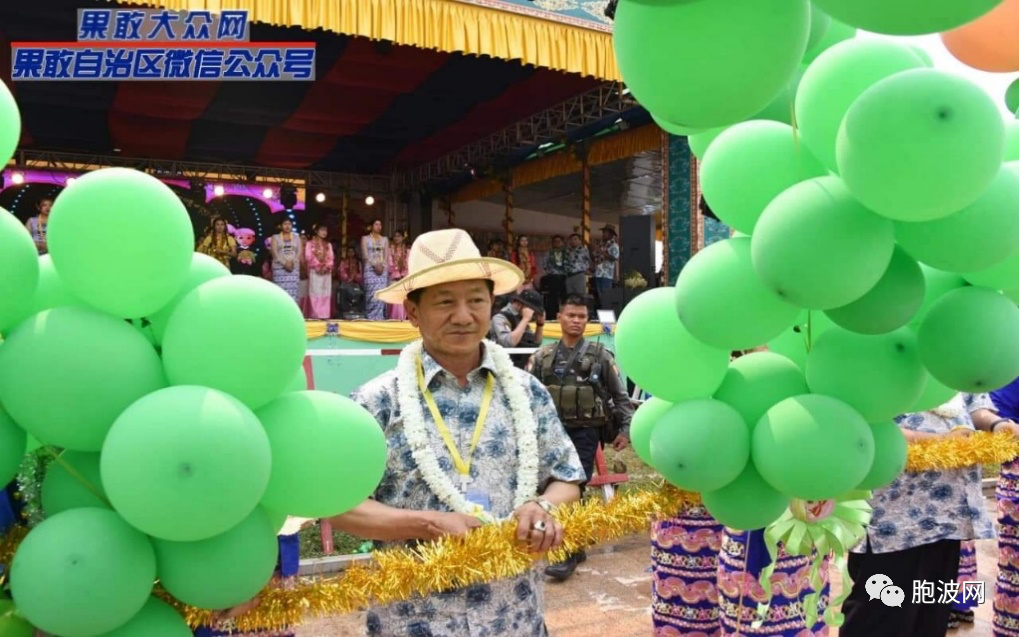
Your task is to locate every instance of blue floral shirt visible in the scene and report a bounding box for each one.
[564,245,590,276]
[350,343,586,637]
[594,240,619,280]
[854,393,996,555]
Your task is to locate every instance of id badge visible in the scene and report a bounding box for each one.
[465,489,492,513]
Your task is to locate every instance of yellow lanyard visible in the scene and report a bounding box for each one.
[416,356,495,485]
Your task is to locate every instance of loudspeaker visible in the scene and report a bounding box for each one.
[620,214,655,288]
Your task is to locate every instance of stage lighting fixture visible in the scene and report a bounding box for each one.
[11,172,24,185]
[365,195,375,206]
[262,187,274,199]
[66,177,76,186]
[213,184,225,197]
[315,192,326,203]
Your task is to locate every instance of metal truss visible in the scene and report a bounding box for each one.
[395,81,641,189]
[13,149,395,195]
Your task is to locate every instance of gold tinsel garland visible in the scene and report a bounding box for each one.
[905,430,1019,472]
[3,433,1017,632]
[172,486,702,632]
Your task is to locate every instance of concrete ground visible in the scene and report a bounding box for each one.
[297,503,1001,637]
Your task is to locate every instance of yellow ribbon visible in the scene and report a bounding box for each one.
[755,491,873,629]
[415,356,495,484]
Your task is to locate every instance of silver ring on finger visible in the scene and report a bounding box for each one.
[531,520,547,533]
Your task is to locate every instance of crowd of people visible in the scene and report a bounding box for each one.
[188,213,626,324]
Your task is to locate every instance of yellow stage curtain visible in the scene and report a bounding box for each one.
[116,0,619,80]
[306,321,603,343]
[451,124,662,203]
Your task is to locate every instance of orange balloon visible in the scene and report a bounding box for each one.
[942,0,1019,72]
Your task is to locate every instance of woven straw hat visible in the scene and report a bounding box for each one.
[375,229,524,304]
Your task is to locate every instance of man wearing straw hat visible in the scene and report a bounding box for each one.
[328,229,585,637]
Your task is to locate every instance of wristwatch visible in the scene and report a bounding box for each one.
[529,497,556,514]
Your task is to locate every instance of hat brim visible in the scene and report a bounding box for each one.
[374,257,524,304]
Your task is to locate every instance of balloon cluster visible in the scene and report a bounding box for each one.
[0,83,387,636]
[613,0,1019,532]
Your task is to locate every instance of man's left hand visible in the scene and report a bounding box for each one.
[513,501,563,554]
[996,421,1019,437]
[611,434,630,451]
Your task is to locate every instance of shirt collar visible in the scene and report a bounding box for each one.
[420,343,498,387]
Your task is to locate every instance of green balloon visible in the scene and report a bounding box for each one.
[857,421,907,490]
[263,506,288,534]
[918,286,1019,392]
[98,597,191,637]
[1007,120,1019,162]
[649,399,749,492]
[10,508,156,637]
[154,509,277,610]
[615,288,730,402]
[629,397,673,466]
[811,0,1002,35]
[911,265,966,328]
[162,276,307,410]
[701,462,790,531]
[101,386,271,541]
[963,251,1019,290]
[765,312,836,370]
[0,79,20,166]
[47,168,193,318]
[806,327,926,422]
[653,116,703,137]
[701,121,826,234]
[802,18,856,64]
[825,247,924,335]
[751,176,895,309]
[714,352,807,428]
[908,45,934,66]
[751,69,805,126]
[752,394,874,500]
[806,4,832,52]
[284,365,309,393]
[614,0,810,128]
[9,255,84,329]
[257,391,387,517]
[1007,79,1019,115]
[689,127,726,159]
[147,253,231,344]
[675,238,799,350]
[0,408,26,486]
[797,40,926,172]
[0,307,166,451]
[910,371,959,412]
[837,69,1005,222]
[0,210,39,335]
[895,169,1019,273]
[41,450,108,516]
[0,599,34,637]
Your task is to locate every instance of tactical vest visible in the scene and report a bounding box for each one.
[535,341,608,428]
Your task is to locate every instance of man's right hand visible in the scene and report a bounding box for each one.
[521,306,535,322]
[422,511,483,541]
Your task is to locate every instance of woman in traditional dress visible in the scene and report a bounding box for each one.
[717,527,830,636]
[304,224,334,320]
[512,235,538,290]
[338,246,363,285]
[197,216,238,269]
[387,230,409,320]
[24,196,52,255]
[270,219,302,304]
[651,506,724,636]
[360,219,389,320]
[950,541,978,629]
[989,380,1019,637]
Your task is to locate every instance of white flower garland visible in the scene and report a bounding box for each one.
[396,339,539,518]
